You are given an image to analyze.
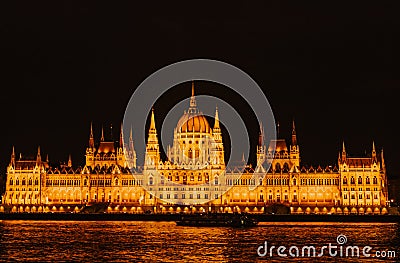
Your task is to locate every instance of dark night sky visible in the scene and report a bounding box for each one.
[1,2,399,180]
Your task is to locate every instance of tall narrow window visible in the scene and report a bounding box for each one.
[373,176,378,185]
[214,176,219,185]
[350,177,355,184]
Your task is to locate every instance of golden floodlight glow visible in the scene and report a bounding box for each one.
[1,88,390,215]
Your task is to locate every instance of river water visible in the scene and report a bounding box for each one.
[0,221,398,262]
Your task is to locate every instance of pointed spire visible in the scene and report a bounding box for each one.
[147,108,158,143]
[277,121,280,138]
[119,122,124,148]
[129,125,135,152]
[101,126,104,142]
[258,122,264,147]
[11,146,15,166]
[371,140,377,161]
[68,154,72,167]
[36,146,41,163]
[129,125,134,143]
[150,108,156,132]
[46,154,49,163]
[214,106,220,130]
[189,81,197,110]
[292,119,296,134]
[291,119,297,145]
[129,125,136,168]
[110,124,114,141]
[342,141,346,160]
[89,122,95,148]
[241,152,245,163]
[146,108,159,166]
[381,148,385,168]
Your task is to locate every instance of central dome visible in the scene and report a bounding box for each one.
[177,112,211,133]
[175,82,211,134]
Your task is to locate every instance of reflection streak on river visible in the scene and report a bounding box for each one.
[0,221,398,262]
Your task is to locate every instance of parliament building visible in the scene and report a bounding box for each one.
[1,86,389,214]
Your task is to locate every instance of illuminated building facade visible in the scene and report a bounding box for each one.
[1,86,389,214]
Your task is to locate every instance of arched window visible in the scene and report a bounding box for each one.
[214,176,219,185]
[283,163,289,171]
[259,178,263,185]
[275,163,281,172]
[114,178,119,186]
[34,179,38,185]
[83,179,88,186]
[343,177,348,185]
[149,177,153,185]
[373,176,378,185]
[293,178,297,186]
[350,177,355,184]
[9,179,13,185]
[22,179,26,185]
[366,176,370,184]
[188,148,193,159]
[358,176,362,184]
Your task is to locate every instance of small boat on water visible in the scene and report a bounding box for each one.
[176,213,258,227]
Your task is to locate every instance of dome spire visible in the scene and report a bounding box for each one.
[189,81,197,111]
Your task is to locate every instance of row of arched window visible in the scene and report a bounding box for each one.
[226,178,257,186]
[300,178,339,186]
[9,178,38,186]
[343,176,378,185]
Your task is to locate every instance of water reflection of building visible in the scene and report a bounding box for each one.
[1,85,389,215]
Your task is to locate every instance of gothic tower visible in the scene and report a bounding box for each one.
[145,109,160,168]
[212,106,224,167]
[256,123,266,172]
[128,126,137,169]
[289,120,300,167]
[86,123,95,167]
